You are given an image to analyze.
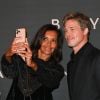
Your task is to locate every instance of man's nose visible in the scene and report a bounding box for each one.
[65,31,69,37]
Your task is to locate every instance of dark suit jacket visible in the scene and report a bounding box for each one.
[67,42,100,100]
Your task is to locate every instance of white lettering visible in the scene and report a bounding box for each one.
[90,18,99,29]
[51,19,60,29]
[64,71,67,76]
[51,18,100,30]
[0,70,4,78]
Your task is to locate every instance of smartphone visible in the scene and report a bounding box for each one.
[15,28,26,43]
[15,28,27,61]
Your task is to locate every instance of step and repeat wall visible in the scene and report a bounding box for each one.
[0,0,100,100]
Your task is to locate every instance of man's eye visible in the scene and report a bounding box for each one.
[52,39,57,43]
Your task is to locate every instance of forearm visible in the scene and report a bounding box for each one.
[5,54,12,63]
[1,55,18,78]
[4,48,15,63]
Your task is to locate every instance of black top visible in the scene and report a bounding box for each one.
[1,55,64,100]
[67,42,100,100]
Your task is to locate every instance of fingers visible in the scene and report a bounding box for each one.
[11,37,26,53]
[25,38,31,52]
[16,48,32,58]
[25,38,28,43]
[12,37,16,45]
[7,37,32,60]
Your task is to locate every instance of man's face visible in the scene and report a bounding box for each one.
[64,19,88,49]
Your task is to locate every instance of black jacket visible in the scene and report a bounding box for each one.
[1,55,64,100]
[67,42,100,100]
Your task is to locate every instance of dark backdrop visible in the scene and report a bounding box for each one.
[0,0,100,100]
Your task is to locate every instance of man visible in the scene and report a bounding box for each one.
[63,12,100,100]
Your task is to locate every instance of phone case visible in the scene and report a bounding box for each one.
[16,28,26,43]
[15,28,26,61]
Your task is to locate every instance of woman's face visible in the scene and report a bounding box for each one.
[38,30,57,61]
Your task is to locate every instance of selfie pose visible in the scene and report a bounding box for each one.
[1,24,64,100]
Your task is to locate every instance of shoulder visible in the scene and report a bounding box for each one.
[89,44,100,65]
[33,57,64,71]
[47,60,64,73]
[88,43,100,57]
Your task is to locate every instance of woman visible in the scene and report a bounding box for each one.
[1,24,64,100]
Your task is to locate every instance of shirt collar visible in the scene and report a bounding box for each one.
[70,42,92,60]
